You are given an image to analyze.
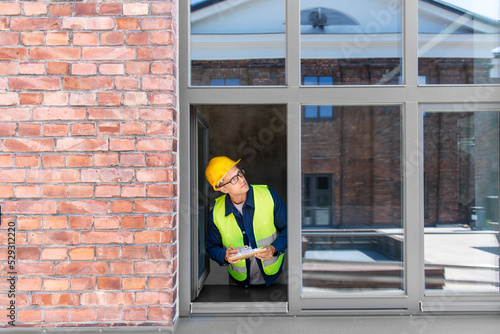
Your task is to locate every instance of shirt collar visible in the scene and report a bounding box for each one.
[224,185,255,217]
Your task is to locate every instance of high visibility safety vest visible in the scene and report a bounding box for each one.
[213,185,284,282]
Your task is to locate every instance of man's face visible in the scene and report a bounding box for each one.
[219,166,249,197]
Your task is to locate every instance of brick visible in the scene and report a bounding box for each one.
[27,169,79,183]
[68,216,93,230]
[0,185,14,198]
[109,261,134,275]
[125,32,149,45]
[44,277,70,291]
[97,277,121,290]
[70,92,96,106]
[17,216,42,230]
[136,291,173,306]
[123,307,147,321]
[123,277,145,290]
[136,169,170,182]
[47,62,69,75]
[110,200,133,213]
[4,138,54,152]
[96,246,120,260]
[2,47,29,60]
[149,92,175,105]
[122,245,146,259]
[44,92,69,105]
[94,153,118,166]
[0,92,18,106]
[94,215,120,229]
[138,47,174,60]
[123,122,146,135]
[71,277,96,291]
[0,2,21,15]
[63,77,113,90]
[116,18,139,30]
[45,308,70,322]
[41,154,66,167]
[81,231,133,244]
[15,185,40,198]
[147,276,174,290]
[110,137,135,151]
[151,2,174,15]
[32,293,80,307]
[58,200,108,214]
[71,308,96,322]
[151,31,173,45]
[142,77,175,91]
[97,92,121,106]
[96,307,121,321]
[124,92,147,106]
[151,62,175,75]
[135,261,174,275]
[42,184,67,198]
[95,185,120,198]
[72,62,97,75]
[31,47,81,60]
[0,62,17,75]
[19,62,44,75]
[69,246,95,260]
[101,32,124,46]
[11,18,60,31]
[28,231,79,245]
[137,138,173,151]
[47,32,70,46]
[148,184,175,197]
[71,123,95,136]
[135,231,173,244]
[82,47,135,61]
[17,309,43,323]
[82,292,134,306]
[43,216,67,230]
[148,307,174,321]
[48,4,72,16]
[115,77,139,90]
[135,200,175,213]
[99,63,124,75]
[41,247,67,260]
[17,277,42,291]
[20,93,42,105]
[56,138,108,151]
[81,168,134,182]
[0,107,30,121]
[99,3,122,15]
[89,108,136,120]
[67,154,92,167]
[0,32,18,46]
[0,154,14,166]
[18,124,41,136]
[148,122,175,136]
[74,32,99,46]
[62,17,114,30]
[68,184,94,198]
[24,3,47,16]
[123,3,149,15]
[126,61,149,75]
[17,246,41,260]
[121,184,146,197]
[75,3,97,16]
[10,77,60,91]
[20,32,44,46]
[121,215,145,229]
[140,18,172,30]
[148,245,176,259]
[44,123,69,137]
[56,262,107,275]
[16,262,55,275]
[0,169,25,182]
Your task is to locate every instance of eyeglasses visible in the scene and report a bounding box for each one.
[218,169,245,188]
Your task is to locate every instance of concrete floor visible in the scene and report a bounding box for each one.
[176,314,500,334]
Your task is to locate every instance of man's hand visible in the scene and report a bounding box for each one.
[224,248,240,264]
[255,245,276,261]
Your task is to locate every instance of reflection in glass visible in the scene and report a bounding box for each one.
[300,0,402,85]
[190,0,286,86]
[301,105,403,293]
[418,1,500,84]
[424,111,500,292]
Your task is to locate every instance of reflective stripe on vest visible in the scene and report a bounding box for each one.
[213,185,284,280]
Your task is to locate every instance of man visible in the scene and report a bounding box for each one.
[205,156,287,288]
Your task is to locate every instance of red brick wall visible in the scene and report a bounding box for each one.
[0,1,178,328]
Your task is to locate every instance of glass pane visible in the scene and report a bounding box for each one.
[418,1,500,84]
[301,0,402,85]
[424,110,500,293]
[197,119,209,280]
[301,105,403,294]
[190,0,286,86]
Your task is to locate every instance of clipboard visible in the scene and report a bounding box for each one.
[229,248,266,261]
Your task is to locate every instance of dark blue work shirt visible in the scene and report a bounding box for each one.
[206,185,287,287]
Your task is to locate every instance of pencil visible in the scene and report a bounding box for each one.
[229,243,235,250]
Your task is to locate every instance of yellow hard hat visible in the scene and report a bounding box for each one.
[205,156,241,191]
